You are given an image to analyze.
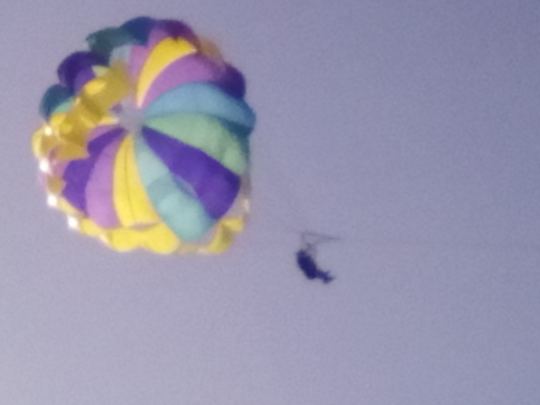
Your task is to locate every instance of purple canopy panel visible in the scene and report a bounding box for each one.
[141,55,245,108]
[85,136,124,228]
[73,67,96,93]
[141,127,240,219]
[62,128,125,213]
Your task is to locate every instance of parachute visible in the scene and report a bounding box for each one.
[31,17,255,255]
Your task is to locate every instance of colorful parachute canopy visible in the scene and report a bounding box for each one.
[32,17,255,254]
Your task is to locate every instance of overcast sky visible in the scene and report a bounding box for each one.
[1,1,539,404]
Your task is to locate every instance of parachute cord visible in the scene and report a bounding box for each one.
[254,135,311,233]
[254,135,340,283]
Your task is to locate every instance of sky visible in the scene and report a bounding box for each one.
[1,1,539,404]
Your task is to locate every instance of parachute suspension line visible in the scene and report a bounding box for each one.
[254,137,309,233]
[257,139,341,283]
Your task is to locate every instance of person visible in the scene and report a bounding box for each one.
[295,232,337,283]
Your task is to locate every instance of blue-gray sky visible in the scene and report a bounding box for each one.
[1,1,539,404]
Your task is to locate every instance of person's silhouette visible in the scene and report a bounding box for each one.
[296,248,334,283]
[295,232,337,283]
